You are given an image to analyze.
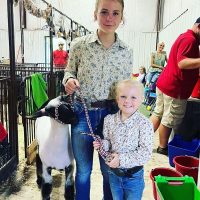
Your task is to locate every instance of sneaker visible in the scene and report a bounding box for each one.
[157,146,168,156]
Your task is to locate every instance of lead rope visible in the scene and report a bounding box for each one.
[69,89,113,162]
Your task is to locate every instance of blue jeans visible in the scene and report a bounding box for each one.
[146,72,160,85]
[108,169,144,200]
[72,101,117,200]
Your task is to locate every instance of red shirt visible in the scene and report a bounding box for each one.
[157,30,199,99]
[53,49,68,68]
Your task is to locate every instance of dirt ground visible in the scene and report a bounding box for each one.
[0,110,170,200]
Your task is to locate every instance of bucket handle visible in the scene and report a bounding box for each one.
[167,181,184,185]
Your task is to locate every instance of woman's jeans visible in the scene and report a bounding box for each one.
[108,169,144,200]
[146,72,160,85]
[72,101,117,200]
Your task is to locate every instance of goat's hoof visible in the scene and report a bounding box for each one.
[64,185,75,200]
[36,177,42,188]
[42,183,52,200]
[42,197,50,200]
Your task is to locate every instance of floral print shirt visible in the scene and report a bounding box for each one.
[63,31,133,102]
[102,111,154,168]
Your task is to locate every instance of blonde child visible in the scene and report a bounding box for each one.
[94,79,154,200]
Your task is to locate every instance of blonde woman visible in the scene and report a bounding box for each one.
[63,0,133,199]
[146,42,168,86]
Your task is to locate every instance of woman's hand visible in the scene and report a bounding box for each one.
[65,78,80,94]
[159,65,164,70]
[106,153,120,168]
[93,141,101,151]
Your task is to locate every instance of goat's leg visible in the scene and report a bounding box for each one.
[41,165,52,200]
[64,164,75,200]
[36,153,43,188]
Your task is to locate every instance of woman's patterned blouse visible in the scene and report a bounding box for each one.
[63,31,133,102]
[102,111,154,169]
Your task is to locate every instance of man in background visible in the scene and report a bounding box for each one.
[150,17,200,155]
[53,41,68,95]
[53,41,68,68]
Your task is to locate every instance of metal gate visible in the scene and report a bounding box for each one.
[0,77,18,182]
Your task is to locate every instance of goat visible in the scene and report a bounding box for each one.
[35,116,74,200]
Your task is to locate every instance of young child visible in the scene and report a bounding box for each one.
[137,66,146,85]
[94,79,154,200]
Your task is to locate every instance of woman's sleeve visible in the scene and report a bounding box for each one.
[63,39,81,84]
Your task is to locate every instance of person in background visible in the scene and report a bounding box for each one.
[53,41,69,95]
[150,17,200,155]
[63,0,133,199]
[137,66,146,85]
[146,42,167,87]
[53,41,68,68]
[93,79,153,200]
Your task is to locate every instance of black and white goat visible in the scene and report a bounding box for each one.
[34,95,77,200]
[35,117,74,200]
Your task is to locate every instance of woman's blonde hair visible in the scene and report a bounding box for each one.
[116,79,144,101]
[94,0,124,20]
[157,42,165,48]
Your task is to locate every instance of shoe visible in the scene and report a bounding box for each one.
[157,146,168,156]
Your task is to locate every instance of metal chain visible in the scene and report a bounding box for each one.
[70,89,113,162]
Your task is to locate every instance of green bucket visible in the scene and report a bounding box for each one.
[155,176,200,200]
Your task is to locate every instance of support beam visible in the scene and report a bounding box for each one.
[7,0,19,163]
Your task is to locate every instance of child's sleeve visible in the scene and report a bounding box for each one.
[101,115,111,151]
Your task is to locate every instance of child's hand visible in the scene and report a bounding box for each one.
[106,153,119,168]
[93,141,101,151]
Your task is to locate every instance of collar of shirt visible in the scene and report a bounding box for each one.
[115,110,140,125]
[186,29,199,41]
[88,30,126,49]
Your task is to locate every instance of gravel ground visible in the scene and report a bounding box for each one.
[0,109,170,200]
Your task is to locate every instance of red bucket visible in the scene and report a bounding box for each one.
[150,167,183,200]
[173,155,199,184]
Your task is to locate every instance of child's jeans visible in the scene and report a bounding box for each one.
[108,168,144,200]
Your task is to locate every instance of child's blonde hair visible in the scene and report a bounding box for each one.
[116,79,144,101]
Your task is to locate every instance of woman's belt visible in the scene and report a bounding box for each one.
[90,99,116,108]
[110,166,143,177]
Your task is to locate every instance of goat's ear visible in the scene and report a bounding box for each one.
[27,109,47,119]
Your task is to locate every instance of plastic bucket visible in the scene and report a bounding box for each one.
[168,134,199,167]
[173,155,199,184]
[150,167,183,200]
[155,175,200,200]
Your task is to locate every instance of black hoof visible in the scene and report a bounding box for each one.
[36,177,42,188]
[64,185,75,200]
[41,183,52,200]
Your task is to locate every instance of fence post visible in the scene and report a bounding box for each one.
[7,0,19,163]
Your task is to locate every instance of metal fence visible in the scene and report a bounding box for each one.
[0,77,18,182]
[0,63,64,166]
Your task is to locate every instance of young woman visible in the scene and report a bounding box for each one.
[63,0,133,199]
